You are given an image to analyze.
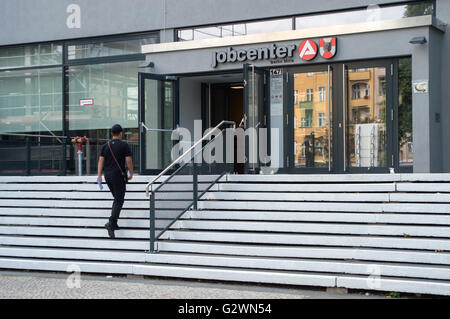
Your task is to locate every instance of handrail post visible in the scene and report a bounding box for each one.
[193,160,198,210]
[150,191,156,253]
[25,137,31,176]
[61,137,67,176]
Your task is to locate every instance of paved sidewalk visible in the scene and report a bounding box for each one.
[0,271,385,299]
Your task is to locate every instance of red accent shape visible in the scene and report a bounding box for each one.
[298,40,318,61]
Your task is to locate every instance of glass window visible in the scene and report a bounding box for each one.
[352,83,362,99]
[0,68,63,133]
[306,89,313,102]
[294,90,299,104]
[295,1,433,30]
[319,87,326,102]
[0,43,63,69]
[293,70,332,168]
[67,34,159,60]
[177,18,293,41]
[318,112,326,127]
[365,84,370,98]
[379,76,386,96]
[347,67,387,168]
[398,57,413,168]
[68,61,141,131]
[301,109,313,128]
[177,2,433,43]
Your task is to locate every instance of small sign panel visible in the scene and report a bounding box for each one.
[298,40,318,61]
[412,80,429,94]
[79,98,94,106]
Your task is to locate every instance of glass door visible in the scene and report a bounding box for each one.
[286,65,333,172]
[138,73,178,175]
[341,61,393,173]
[243,64,267,174]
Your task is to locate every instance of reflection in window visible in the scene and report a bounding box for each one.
[398,57,413,168]
[301,109,313,128]
[68,61,140,131]
[352,84,362,99]
[318,112,326,127]
[293,71,331,168]
[351,83,371,100]
[0,68,63,133]
[0,43,63,69]
[352,106,370,124]
[306,89,313,102]
[347,67,387,168]
[295,1,433,30]
[177,18,293,41]
[176,1,433,43]
[319,87,326,102]
[67,34,159,60]
[379,77,386,95]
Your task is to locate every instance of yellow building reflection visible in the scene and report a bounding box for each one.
[293,67,387,168]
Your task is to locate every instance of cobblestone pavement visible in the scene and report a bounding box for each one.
[0,271,385,299]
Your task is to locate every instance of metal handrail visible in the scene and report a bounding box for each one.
[145,120,235,197]
[0,132,68,141]
[141,122,177,133]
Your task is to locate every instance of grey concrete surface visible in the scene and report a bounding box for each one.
[0,271,386,299]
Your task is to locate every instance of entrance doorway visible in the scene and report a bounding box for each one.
[138,59,403,175]
[202,79,245,174]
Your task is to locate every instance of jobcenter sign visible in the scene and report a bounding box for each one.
[211,44,297,68]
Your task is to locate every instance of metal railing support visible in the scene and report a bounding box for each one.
[25,137,31,176]
[146,120,235,254]
[193,162,198,210]
[150,191,156,253]
[61,137,67,176]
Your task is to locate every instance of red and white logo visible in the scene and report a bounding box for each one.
[298,40,318,61]
[319,37,337,59]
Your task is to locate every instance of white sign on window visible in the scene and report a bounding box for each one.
[79,98,94,106]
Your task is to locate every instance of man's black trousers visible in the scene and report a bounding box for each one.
[105,172,126,228]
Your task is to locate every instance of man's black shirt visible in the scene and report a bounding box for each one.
[100,139,132,176]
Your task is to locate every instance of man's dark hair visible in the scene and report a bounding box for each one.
[111,124,123,136]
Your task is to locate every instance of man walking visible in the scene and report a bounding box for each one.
[97,124,133,239]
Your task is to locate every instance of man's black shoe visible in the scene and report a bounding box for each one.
[105,222,115,239]
[112,224,120,230]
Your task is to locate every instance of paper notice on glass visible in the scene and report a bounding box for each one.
[270,73,283,116]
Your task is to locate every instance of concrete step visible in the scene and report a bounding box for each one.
[0,199,190,209]
[184,210,450,225]
[1,247,449,281]
[0,256,449,296]
[198,200,450,213]
[161,230,450,251]
[170,220,450,237]
[157,241,450,265]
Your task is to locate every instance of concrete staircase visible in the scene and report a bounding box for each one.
[1,174,450,296]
